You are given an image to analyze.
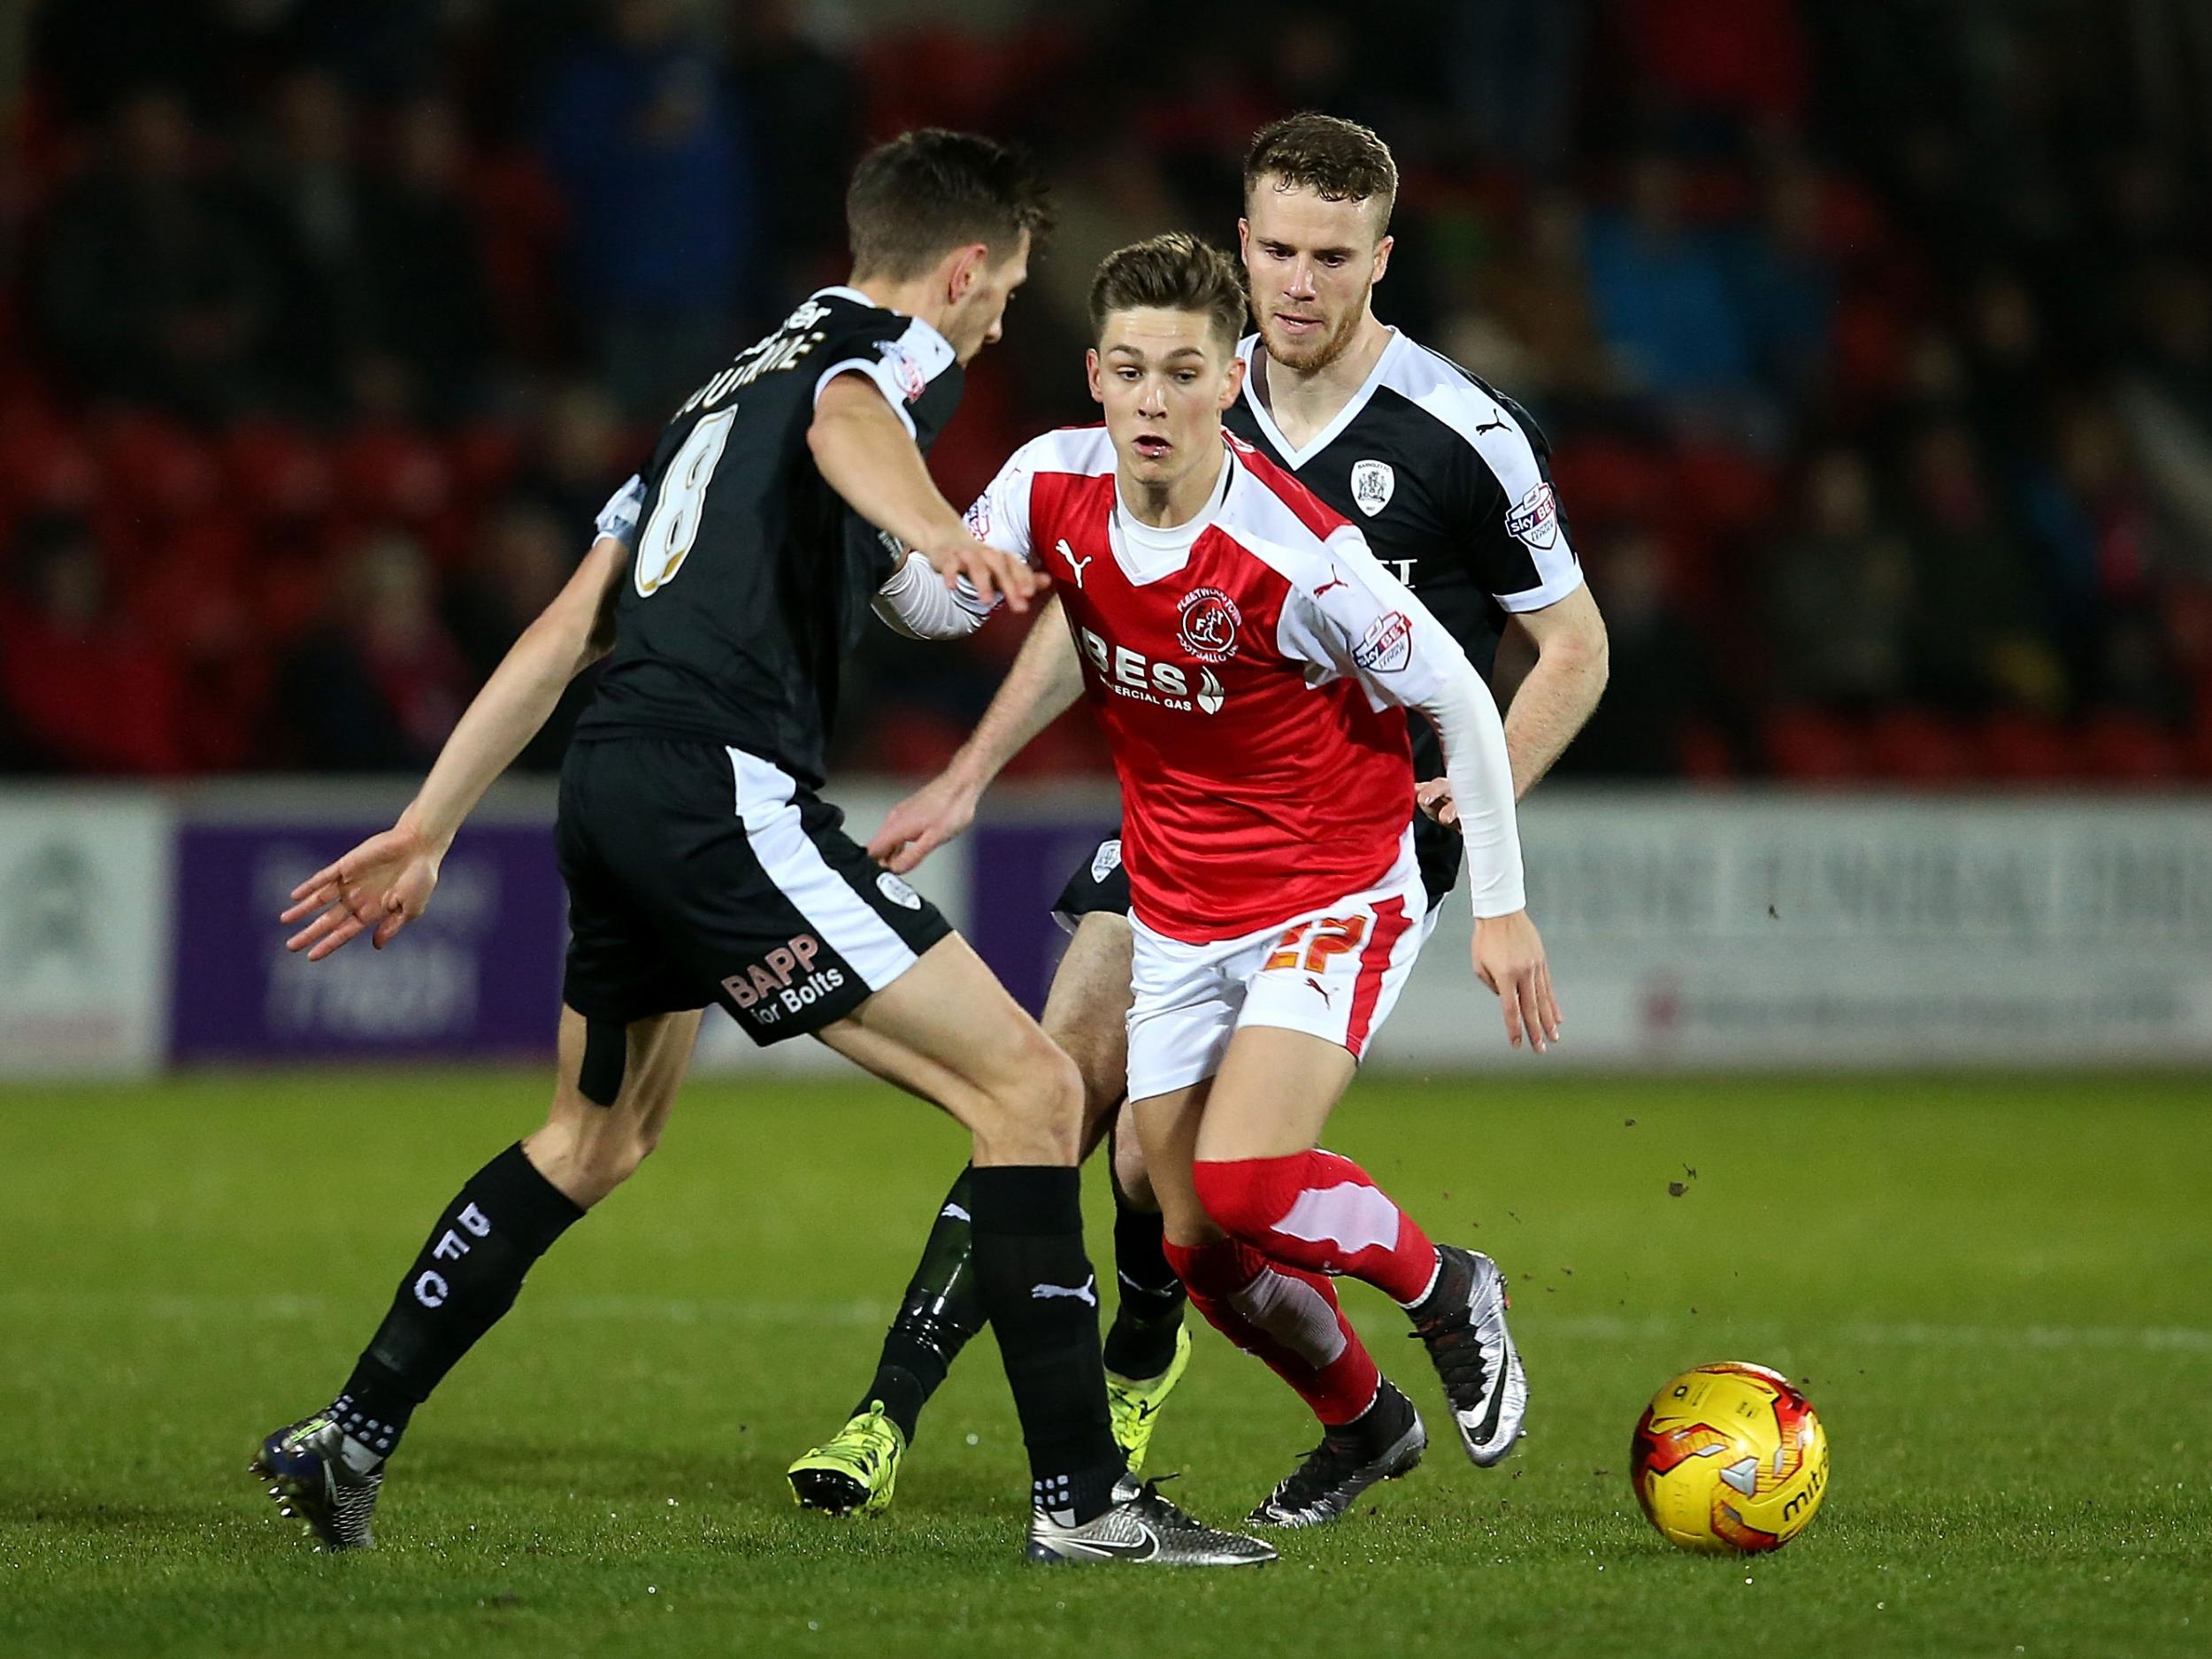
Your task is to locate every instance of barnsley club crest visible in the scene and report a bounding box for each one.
[1349,458,1395,517]
[1176,588,1242,662]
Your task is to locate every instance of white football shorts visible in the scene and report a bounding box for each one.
[1125,832,1441,1102]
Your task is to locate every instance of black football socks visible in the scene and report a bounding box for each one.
[1101,1164,1187,1383]
[329,1143,584,1462]
[969,1164,1124,1524]
[854,1165,987,1442]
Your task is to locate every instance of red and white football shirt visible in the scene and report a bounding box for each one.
[966,425,1494,944]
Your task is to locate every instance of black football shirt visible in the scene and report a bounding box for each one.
[1223,329,1584,903]
[577,287,964,788]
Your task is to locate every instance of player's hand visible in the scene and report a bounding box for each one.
[918,530,1042,616]
[1472,910,1562,1053]
[279,823,443,961]
[866,769,981,875]
[1417,778,1459,829]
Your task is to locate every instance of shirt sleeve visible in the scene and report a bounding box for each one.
[1279,527,1527,918]
[811,314,956,442]
[594,473,646,549]
[1446,400,1585,614]
[872,550,993,640]
[959,442,1040,568]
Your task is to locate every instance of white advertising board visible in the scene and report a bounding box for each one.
[0,793,173,1077]
[1392,795,2212,1069]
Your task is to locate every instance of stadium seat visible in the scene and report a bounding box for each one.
[2079,711,2185,786]
[1861,709,1970,786]
[335,426,451,523]
[94,411,221,524]
[1976,711,2076,784]
[222,422,335,523]
[1763,708,1864,783]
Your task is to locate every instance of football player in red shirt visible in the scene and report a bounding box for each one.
[834,233,1557,1528]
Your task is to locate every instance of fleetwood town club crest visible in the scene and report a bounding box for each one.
[1177,588,1242,662]
[1349,459,1395,517]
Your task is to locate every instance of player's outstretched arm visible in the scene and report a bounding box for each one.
[867,595,1084,874]
[280,518,634,961]
[810,373,1039,613]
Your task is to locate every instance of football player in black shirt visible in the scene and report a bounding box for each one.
[796,114,1608,1529]
[253,128,1271,1569]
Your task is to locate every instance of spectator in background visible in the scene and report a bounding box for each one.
[2116,265,2212,580]
[1448,0,1588,176]
[1580,152,1763,429]
[1765,447,1914,709]
[1460,188,1614,409]
[539,0,756,420]
[442,499,593,769]
[36,88,288,422]
[729,0,862,302]
[1548,528,1729,779]
[511,381,632,532]
[1728,154,1837,403]
[274,532,473,771]
[248,67,369,417]
[1901,422,2063,713]
[0,513,187,773]
[356,96,498,423]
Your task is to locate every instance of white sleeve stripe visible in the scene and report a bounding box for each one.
[812,358,918,439]
[1494,564,1586,613]
[1400,349,1580,597]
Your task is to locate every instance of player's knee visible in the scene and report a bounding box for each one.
[1111,1129,1156,1211]
[977,1030,1084,1162]
[1190,1156,1294,1244]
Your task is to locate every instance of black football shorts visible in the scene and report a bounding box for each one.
[1050,834,1133,933]
[556,736,951,1045]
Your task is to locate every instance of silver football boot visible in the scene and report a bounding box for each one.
[1248,1379,1427,1528]
[1409,1245,1528,1466]
[1027,1475,1277,1566]
[250,1413,386,1550]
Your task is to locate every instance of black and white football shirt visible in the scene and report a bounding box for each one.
[576,287,964,788]
[1224,327,1584,902]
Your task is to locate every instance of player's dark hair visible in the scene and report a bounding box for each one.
[1242,111,1398,237]
[846,128,1052,280]
[1088,233,1248,356]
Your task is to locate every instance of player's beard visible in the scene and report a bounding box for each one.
[1261,282,1371,375]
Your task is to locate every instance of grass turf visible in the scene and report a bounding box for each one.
[2,1069,2208,1659]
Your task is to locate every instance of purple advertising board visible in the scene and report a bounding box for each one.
[171,821,566,1061]
[965,818,1120,1016]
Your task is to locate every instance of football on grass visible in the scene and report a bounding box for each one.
[1629,1361,1830,1553]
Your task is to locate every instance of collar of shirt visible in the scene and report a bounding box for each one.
[1109,442,1233,585]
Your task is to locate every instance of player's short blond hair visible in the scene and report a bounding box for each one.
[1087,233,1248,356]
[1243,112,1398,237]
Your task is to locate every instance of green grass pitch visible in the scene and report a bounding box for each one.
[4,1069,2208,1658]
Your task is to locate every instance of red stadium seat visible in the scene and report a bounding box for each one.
[93,411,220,524]
[222,422,336,523]
[334,426,451,523]
[447,424,522,498]
[2079,711,2185,787]
[1861,709,1970,786]
[1763,708,1864,783]
[1976,711,2076,784]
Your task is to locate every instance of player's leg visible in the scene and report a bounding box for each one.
[1192,885,1526,1474]
[252,1004,703,1550]
[1119,925,1410,1528]
[815,934,1271,1563]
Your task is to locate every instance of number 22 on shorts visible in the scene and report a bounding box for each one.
[1265,915,1367,974]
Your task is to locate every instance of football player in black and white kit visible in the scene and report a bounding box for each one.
[255,128,1271,1570]
[799,114,1609,1529]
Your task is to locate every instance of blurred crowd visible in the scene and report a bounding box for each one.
[4,0,2211,784]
